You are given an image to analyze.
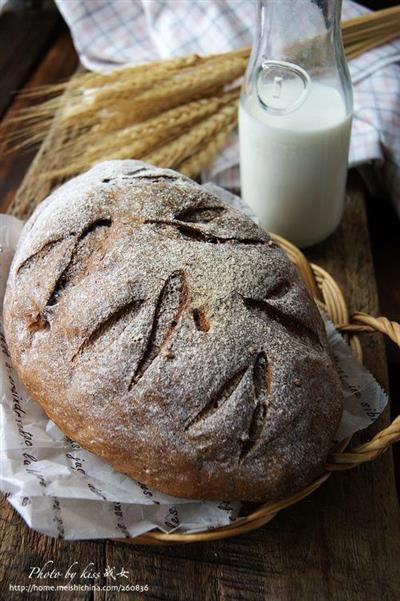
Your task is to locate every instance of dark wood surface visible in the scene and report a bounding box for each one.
[0,11,62,119]
[367,196,400,497]
[0,9,399,601]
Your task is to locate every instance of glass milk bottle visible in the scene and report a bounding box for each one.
[239,0,353,248]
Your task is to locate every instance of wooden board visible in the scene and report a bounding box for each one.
[0,18,399,601]
[366,195,400,494]
[0,26,78,213]
[0,12,62,119]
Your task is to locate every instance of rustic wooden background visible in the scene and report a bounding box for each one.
[0,4,399,600]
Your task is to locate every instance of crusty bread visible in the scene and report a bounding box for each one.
[3,160,343,501]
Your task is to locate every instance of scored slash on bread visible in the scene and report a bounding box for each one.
[129,270,188,389]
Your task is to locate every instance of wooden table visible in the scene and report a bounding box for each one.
[0,11,399,601]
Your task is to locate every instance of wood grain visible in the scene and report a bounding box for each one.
[0,27,78,213]
[0,12,61,119]
[366,194,400,496]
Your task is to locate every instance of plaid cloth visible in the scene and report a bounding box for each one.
[55,0,400,214]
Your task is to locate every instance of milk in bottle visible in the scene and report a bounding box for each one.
[239,0,353,248]
[239,81,352,248]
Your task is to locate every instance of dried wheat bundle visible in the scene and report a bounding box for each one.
[8,7,400,180]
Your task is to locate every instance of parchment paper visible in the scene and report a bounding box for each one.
[0,187,388,539]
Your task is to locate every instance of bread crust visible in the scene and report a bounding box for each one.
[3,160,343,501]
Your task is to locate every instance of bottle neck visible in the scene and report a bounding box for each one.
[244,0,352,116]
[257,0,342,33]
[255,0,344,74]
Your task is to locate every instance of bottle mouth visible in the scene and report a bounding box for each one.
[256,60,311,115]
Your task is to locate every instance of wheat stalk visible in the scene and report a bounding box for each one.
[60,55,246,129]
[144,99,237,168]
[82,91,238,157]
[178,123,236,177]
[42,91,239,177]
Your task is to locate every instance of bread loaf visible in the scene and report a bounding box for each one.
[3,160,343,501]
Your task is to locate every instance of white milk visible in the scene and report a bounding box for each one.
[239,82,352,248]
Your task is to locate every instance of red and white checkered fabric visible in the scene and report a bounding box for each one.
[55,0,400,214]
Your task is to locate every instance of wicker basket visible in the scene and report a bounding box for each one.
[7,173,400,542]
[116,232,399,545]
